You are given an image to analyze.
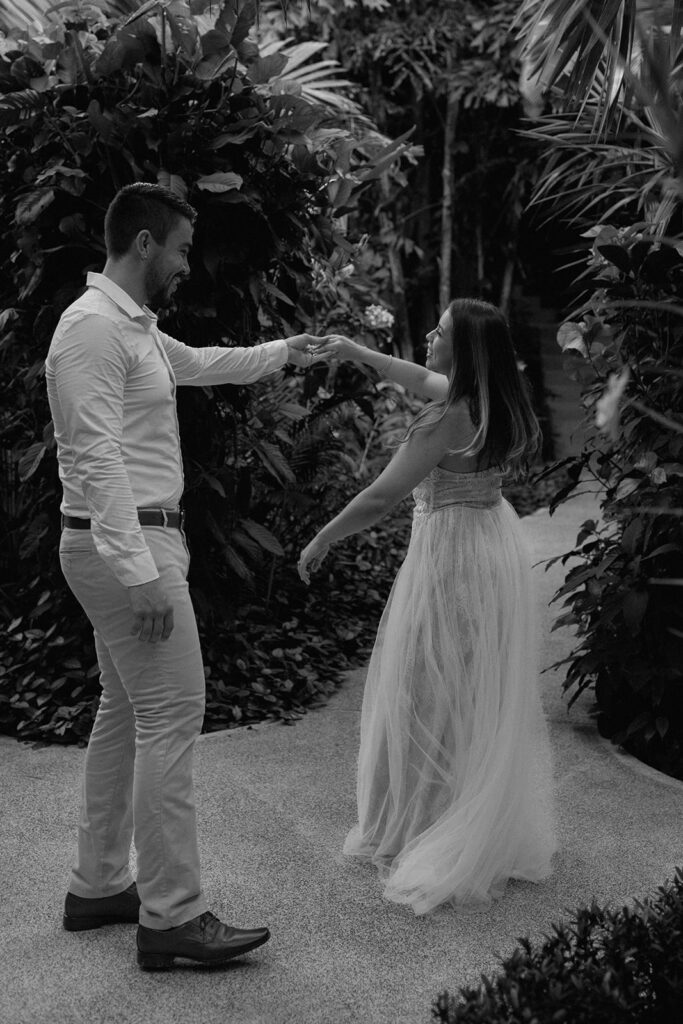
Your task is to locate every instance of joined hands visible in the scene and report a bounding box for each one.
[286,333,358,368]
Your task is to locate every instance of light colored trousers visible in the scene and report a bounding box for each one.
[59,525,209,929]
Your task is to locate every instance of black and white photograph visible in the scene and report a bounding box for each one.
[0,1,681,1022]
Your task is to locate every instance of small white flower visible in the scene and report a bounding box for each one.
[364,304,394,330]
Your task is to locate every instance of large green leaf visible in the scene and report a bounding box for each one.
[225,0,257,50]
[95,19,159,77]
[14,189,55,226]
[166,0,200,58]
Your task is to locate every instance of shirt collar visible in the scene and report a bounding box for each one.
[86,272,158,325]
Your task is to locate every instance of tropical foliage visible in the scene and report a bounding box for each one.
[262,0,542,346]
[433,868,683,1023]
[516,0,683,777]
[546,231,683,778]
[0,0,416,742]
[0,0,573,744]
[517,0,683,232]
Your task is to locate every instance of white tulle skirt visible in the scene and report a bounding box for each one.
[343,498,556,914]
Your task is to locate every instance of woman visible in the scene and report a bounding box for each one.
[298,298,556,914]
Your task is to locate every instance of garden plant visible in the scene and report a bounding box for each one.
[432,869,683,1024]
[0,0,556,745]
[516,0,683,779]
[0,0,418,742]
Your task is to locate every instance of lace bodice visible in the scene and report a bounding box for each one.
[412,466,503,515]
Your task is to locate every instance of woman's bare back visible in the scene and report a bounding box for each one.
[436,402,493,474]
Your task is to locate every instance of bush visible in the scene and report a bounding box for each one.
[542,228,683,779]
[433,869,683,1024]
[0,1,415,743]
[0,3,552,745]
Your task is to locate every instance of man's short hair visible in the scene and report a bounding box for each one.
[104,183,197,258]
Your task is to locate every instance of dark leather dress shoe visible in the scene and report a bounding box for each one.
[137,911,270,970]
[63,882,140,931]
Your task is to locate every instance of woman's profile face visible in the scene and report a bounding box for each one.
[425,310,453,376]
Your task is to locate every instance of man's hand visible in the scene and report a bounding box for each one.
[285,334,333,368]
[128,578,174,643]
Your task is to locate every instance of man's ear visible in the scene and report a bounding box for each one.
[134,229,153,261]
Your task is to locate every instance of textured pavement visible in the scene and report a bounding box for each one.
[1,487,682,1024]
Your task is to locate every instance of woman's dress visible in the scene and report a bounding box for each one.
[343,466,556,914]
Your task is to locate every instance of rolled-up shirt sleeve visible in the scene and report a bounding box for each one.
[159,333,289,385]
[52,314,159,587]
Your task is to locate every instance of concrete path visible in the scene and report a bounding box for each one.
[1,489,681,1024]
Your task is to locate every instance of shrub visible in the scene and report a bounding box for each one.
[542,228,683,780]
[0,1,415,743]
[433,869,683,1024]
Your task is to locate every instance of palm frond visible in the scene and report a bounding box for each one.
[525,95,676,229]
[515,0,677,134]
[259,38,362,114]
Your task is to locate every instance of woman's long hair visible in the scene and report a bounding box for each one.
[404,298,541,479]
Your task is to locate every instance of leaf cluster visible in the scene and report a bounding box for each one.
[335,0,521,108]
[433,868,683,1024]
[542,228,683,778]
[519,2,683,233]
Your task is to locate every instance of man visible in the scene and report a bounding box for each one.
[46,182,324,970]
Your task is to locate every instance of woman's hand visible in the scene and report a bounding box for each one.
[298,534,331,585]
[314,334,364,363]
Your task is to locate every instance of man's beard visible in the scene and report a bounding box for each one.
[145,265,178,310]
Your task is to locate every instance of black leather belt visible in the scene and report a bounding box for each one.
[61,509,185,530]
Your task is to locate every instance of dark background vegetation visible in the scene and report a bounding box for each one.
[2,2,682,1016]
[433,869,683,1023]
[2,0,680,786]
[0,0,565,746]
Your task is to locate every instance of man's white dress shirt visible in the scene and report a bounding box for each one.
[46,272,288,588]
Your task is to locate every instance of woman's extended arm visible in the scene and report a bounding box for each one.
[297,404,464,583]
[317,336,449,402]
